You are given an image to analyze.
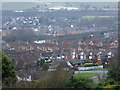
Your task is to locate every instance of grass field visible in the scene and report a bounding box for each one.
[82,16,116,20]
[92,68,108,71]
[75,73,100,78]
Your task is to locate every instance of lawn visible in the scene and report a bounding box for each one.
[92,68,108,71]
[75,73,100,78]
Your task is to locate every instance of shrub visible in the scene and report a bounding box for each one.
[42,63,49,71]
[84,63,94,67]
[84,63,98,67]
[103,85,120,89]
[95,78,116,88]
[36,58,45,67]
[65,76,94,88]
[94,63,98,66]
[35,62,73,88]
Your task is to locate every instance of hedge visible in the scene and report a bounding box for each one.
[84,63,98,67]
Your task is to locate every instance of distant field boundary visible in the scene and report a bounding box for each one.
[82,16,116,19]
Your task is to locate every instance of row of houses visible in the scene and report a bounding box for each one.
[3,42,55,52]
[2,39,118,61]
[48,49,114,62]
[71,51,114,60]
[4,39,117,51]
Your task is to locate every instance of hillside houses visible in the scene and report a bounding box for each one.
[1,6,118,83]
[69,39,118,62]
[3,38,118,61]
[48,39,117,61]
[2,29,118,69]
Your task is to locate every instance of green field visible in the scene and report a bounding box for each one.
[75,73,100,78]
[82,16,116,20]
[92,68,108,71]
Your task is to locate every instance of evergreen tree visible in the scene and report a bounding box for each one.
[0,50,17,87]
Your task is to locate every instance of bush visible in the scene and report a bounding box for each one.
[95,78,116,88]
[36,58,45,67]
[65,76,94,88]
[84,63,92,67]
[94,63,98,66]
[103,85,120,89]
[84,63,98,67]
[35,62,73,88]
[84,63,94,67]
[42,63,49,71]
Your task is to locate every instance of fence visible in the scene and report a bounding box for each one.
[77,65,103,70]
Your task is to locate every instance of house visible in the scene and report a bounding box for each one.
[55,41,59,45]
[33,45,38,51]
[96,60,103,65]
[78,41,83,45]
[83,42,87,45]
[64,53,72,60]
[89,41,94,46]
[38,43,55,52]
[107,52,114,59]
[62,40,73,50]
[73,61,84,67]
[72,51,77,59]
[94,55,98,62]
[28,45,33,50]
[17,75,32,82]
[2,30,11,36]
[10,47,15,50]
[67,61,73,68]
[97,51,102,60]
[88,52,94,60]
[46,47,53,52]
[78,51,86,60]
[104,33,109,38]
[97,42,103,47]
[56,55,61,60]
[77,46,83,51]
[111,40,118,48]
[61,54,65,59]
